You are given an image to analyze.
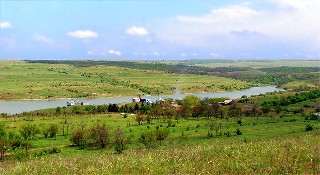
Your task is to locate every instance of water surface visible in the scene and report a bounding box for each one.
[0,86,284,114]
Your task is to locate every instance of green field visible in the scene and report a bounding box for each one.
[0,110,319,174]
[0,61,251,100]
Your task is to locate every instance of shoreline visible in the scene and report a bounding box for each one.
[0,89,251,102]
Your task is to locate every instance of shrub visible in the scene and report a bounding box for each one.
[89,122,110,148]
[225,131,231,137]
[48,124,58,138]
[11,150,29,161]
[236,128,242,135]
[0,123,6,138]
[43,124,57,138]
[20,124,40,140]
[140,131,155,148]
[155,128,169,146]
[0,138,9,160]
[114,128,127,154]
[70,129,86,146]
[310,114,319,121]
[305,124,314,131]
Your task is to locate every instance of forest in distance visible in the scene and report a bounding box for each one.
[0,59,319,174]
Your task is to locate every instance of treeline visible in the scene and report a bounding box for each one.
[261,89,320,108]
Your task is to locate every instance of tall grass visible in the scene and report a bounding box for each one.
[1,132,319,174]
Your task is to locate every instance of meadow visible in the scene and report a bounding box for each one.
[0,110,319,174]
[0,61,251,100]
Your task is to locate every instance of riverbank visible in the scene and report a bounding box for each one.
[0,86,283,114]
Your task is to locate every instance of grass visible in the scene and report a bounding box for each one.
[0,131,319,174]
[0,61,251,100]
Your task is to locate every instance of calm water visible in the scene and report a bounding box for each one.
[0,86,284,114]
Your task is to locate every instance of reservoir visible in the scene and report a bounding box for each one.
[0,86,284,114]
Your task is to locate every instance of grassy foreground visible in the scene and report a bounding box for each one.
[1,132,319,174]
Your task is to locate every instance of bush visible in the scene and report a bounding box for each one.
[236,128,242,135]
[140,131,155,148]
[310,114,319,121]
[0,123,6,138]
[20,124,40,140]
[114,128,127,154]
[155,128,169,146]
[0,138,9,160]
[225,131,231,137]
[70,129,86,146]
[89,122,110,148]
[11,150,29,161]
[305,124,314,131]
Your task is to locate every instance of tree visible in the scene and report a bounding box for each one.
[72,106,81,115]
[0,123,6,138]
[20,124,40,140]
[134,103,140,112]
[0,138,8,160]
[140,130,155,148]
[183,95,201,118]
[89,122,110,148]
[192,104,205,119]
[85,105,97,117]
[136,113,144,125]
[42,124,58,138]
[108,103,119,112]
[70,128,86,146]
[55,107,61,116]
[155,128,169,146]
[114,128,126,154]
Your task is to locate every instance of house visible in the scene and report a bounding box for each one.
[132,98,140,102]
[67,101,75,106]
[219,99,234,106]
[66,101,89,106]
[81,102,89,106]
[172,104,182,108]
[132,97,152,104]
[145,99,152,103]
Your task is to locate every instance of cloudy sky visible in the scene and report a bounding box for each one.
[0,0,319,60]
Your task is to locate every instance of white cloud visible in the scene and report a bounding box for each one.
[126,26,149,36]
[210,53,222,57]
[152,52,160,56]
[108,50,122,56]
[87,51,94,55]
[34,34,54,44]
[67,30,98,38]
[176,4,258,23]
[153,0,320,56]
[0,21,11,29]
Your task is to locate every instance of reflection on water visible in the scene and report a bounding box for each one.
[0,86,284,114]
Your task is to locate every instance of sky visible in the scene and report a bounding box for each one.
[0,0,320,60]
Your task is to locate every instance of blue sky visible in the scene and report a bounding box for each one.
[0,0,319,60]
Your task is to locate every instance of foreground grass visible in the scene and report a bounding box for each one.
[1,132,319,174]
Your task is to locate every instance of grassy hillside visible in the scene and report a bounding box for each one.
[0,61,251,100]
[0,133,319,174]
[0,114,319,174]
